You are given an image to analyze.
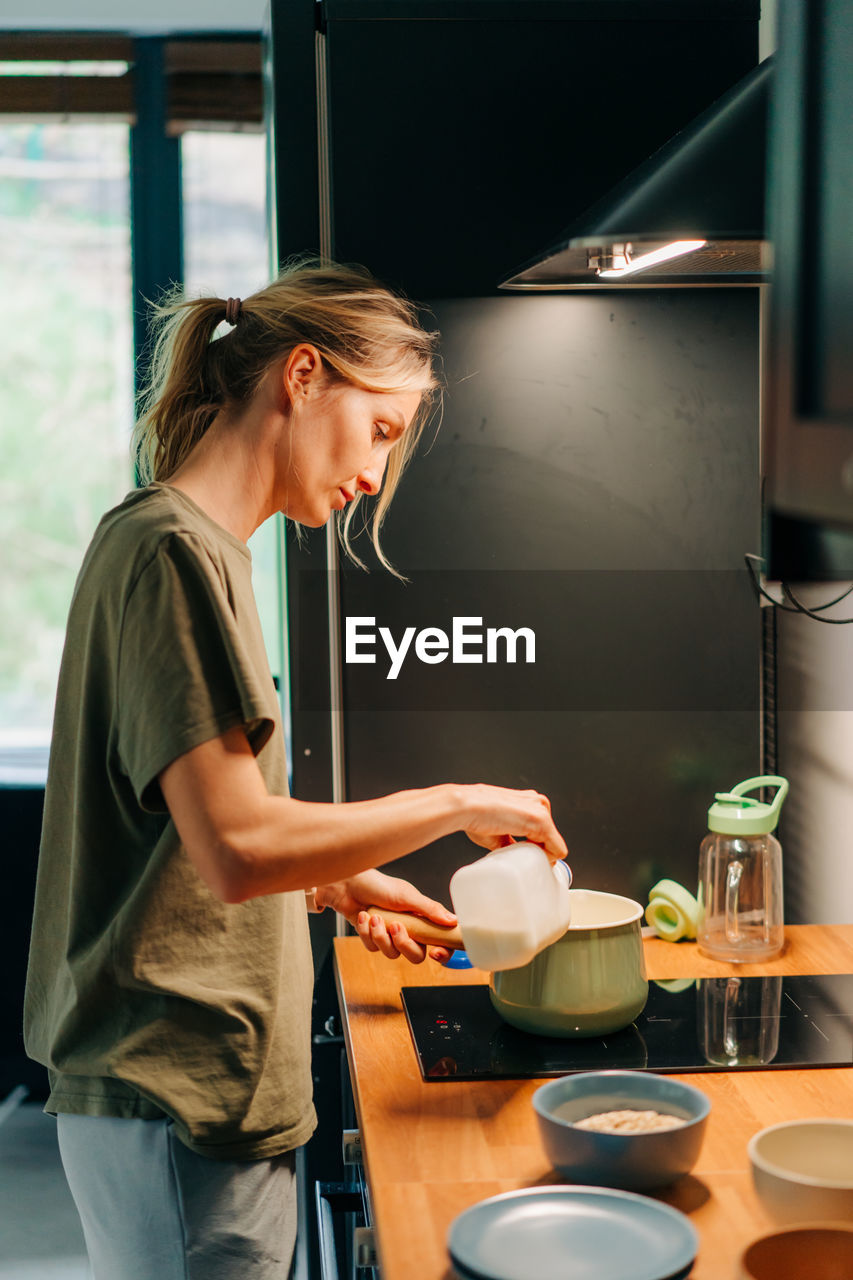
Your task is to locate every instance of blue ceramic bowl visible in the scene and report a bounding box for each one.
[533,1069,711,1191]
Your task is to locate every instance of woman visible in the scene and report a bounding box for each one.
[24,259,567,1280]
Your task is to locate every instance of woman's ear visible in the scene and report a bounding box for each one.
[282,343,324,407]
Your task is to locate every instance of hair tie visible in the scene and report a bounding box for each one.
[224,296,242,326]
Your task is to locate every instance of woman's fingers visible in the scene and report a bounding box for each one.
[385,921,427,964]
[355,910,380,952]
[356,912,427,964]
[462,784,568,861]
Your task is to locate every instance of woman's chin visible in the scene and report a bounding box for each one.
[280,503,330,528]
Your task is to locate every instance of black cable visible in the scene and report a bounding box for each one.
[783,574,853,611]
[744,553,853,623]
[744,555,802,613]
[782,581,853,623]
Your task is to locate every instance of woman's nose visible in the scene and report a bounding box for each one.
[356,460,385,496]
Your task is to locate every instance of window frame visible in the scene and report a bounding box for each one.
[0,34,262,130]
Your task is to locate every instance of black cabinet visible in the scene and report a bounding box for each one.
[270,1,759,299]
[323,7,757,298]
[765,0,853,579]
[0,787,47,1100]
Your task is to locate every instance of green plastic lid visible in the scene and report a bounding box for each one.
[707,775,789,836]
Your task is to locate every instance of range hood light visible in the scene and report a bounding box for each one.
[587,244,631,273]
[500,59,771,290]
[596,239,707,279]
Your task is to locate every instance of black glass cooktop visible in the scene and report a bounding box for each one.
[401,975,853,1081]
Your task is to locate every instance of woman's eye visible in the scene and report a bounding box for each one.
[373,422,390,442]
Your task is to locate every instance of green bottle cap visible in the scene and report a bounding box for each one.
[707,775,788,836]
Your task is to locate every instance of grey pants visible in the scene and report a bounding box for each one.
[56,1114,297,1280]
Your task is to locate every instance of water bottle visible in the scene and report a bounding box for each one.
[449,842,572,971]
[696,775,788,963]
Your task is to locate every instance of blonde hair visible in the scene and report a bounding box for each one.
[133,256,441,572]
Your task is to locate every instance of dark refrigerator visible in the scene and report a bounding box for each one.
[266,3,762,1273]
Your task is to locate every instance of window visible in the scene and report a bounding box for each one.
[182,129,269,301]
[0,37,272,785]
[0,119,133,783]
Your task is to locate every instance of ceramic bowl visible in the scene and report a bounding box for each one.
[532,1069,710,1191]
[739,1225,853,1280]
[748,1119,853,1224]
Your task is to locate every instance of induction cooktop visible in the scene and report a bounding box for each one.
[401,974,853,1081]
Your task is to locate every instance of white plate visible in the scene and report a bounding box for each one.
[447,1185,698,1280]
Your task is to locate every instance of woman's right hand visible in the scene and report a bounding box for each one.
[456,783,568,862]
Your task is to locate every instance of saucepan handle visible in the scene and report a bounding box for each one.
[363,907,464,948]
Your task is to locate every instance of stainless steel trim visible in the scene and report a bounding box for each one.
[342,1128,364,1166]
[315,29,332,261]
[315,29,349,937]
[758,284,769,778]
[353,1227,377,1271]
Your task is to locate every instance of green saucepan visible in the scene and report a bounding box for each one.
[488,889,649,1038]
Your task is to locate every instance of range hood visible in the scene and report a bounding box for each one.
[501,57,771,290]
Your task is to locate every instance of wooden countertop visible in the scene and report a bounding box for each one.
[334,924,853,1280]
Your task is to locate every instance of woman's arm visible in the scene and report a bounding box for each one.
[159,725,566,904]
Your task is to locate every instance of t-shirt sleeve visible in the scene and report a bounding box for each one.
[116,532,275,813]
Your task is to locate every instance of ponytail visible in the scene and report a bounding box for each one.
[134,294,228,485]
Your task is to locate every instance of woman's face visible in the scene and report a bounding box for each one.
[276,347,422,526]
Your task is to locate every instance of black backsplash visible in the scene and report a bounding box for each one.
[338,291,761,907]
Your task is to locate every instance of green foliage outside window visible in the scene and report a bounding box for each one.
[0,122,133,745]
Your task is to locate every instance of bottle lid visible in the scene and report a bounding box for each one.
[707,775,788,835]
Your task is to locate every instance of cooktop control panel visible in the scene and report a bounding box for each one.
[401,975,853,1081]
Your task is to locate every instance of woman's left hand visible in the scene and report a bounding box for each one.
[313,869,457,964]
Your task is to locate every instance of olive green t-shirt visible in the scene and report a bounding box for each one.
[24,483,316,1161]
